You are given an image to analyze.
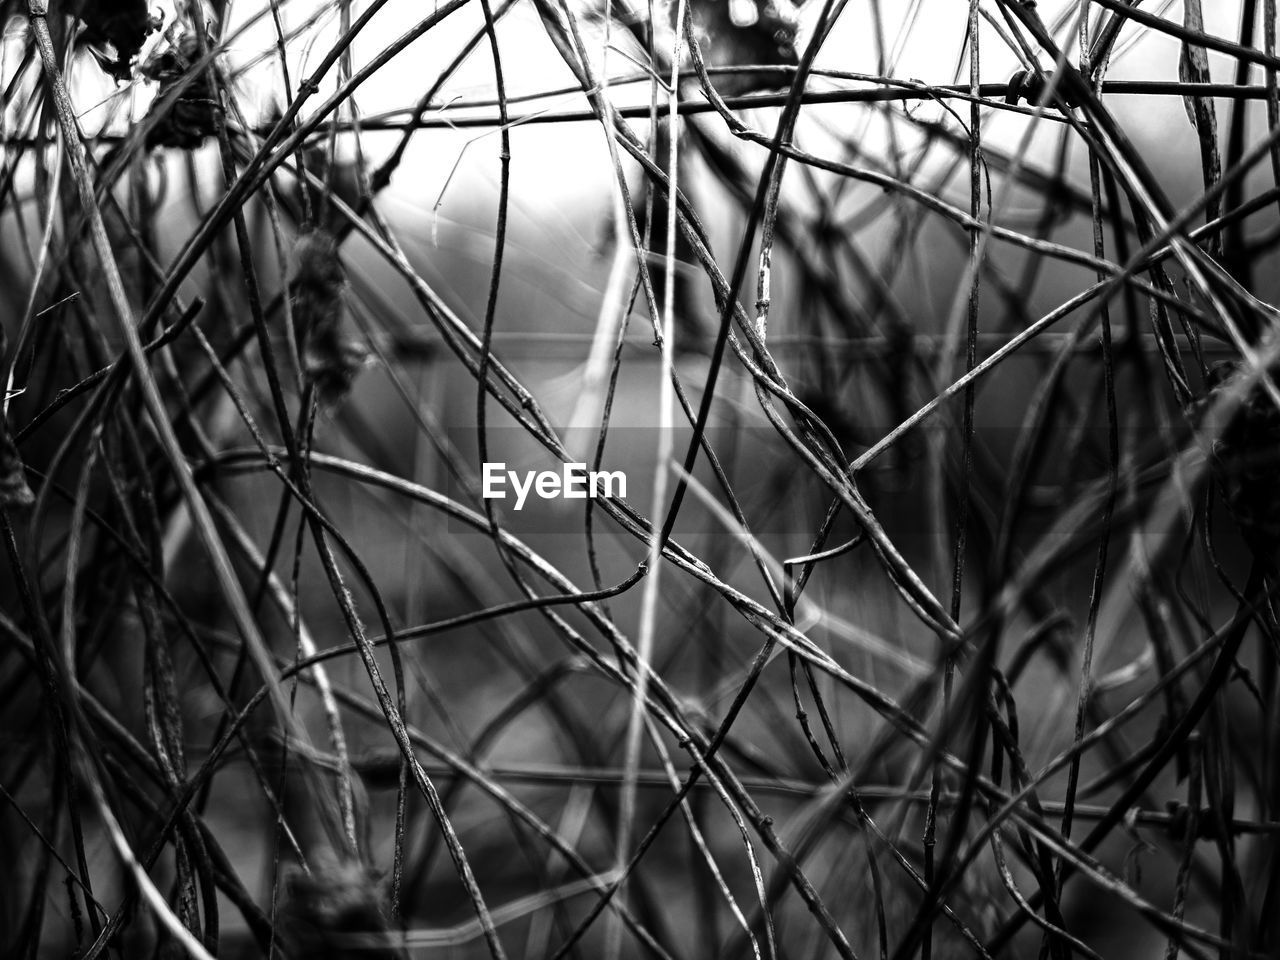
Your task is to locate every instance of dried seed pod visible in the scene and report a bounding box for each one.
[276,857,405,960]
[0,415,34,510]
[291,230,368,404]
[1003,68,1083,110]
[139,34,223,150]
[287,142,367,230]
[75,0,162,80]
[307,338,371,405]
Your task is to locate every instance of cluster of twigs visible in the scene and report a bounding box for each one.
[3,0,1280,957]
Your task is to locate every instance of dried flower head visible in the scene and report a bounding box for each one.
[139,34,224,150]
[276,857,405,960]
[292,143,367,229]
[291,230,369,404]
[75,0,162,80]
[308,338,371,405]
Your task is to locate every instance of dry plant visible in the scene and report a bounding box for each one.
[2,0,1280,958]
